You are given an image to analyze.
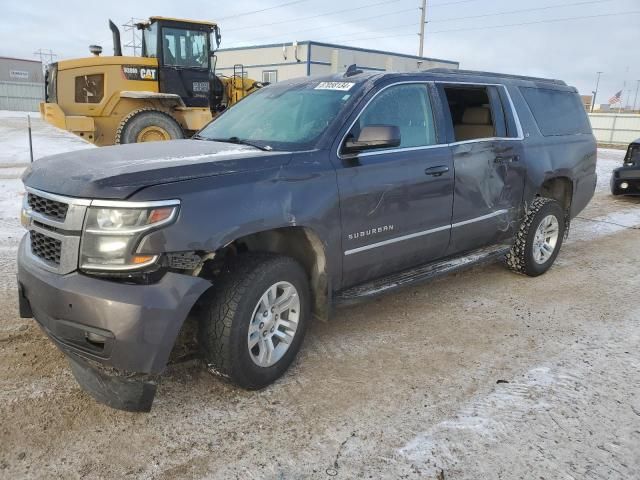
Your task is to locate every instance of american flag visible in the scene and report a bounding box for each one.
[609,90,622,104]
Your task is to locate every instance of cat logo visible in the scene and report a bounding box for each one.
[122,65,158,81]
[140,68,157,80]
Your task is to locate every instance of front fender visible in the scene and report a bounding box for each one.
[132,154,343,288]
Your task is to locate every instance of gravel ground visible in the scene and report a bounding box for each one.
[0,121,638,480]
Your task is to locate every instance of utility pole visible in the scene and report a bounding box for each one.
[591,71,602,113]
[418,0,427,57]
[633,80,640,112]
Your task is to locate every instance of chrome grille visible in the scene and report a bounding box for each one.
[30,230,62,265]
[27,193,68,221]
[23,187,90,275]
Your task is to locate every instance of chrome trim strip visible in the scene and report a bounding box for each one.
[24,186,180,209]
[90,199,181,208]
[80,255,159,272]
[25,186,92,206]
[336,80,524,160]
[451,209,509,228]
[344,209,510,255]
[344,224,450,256]
[351,143,447,158]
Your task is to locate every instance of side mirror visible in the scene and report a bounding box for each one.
[343,125,401,154]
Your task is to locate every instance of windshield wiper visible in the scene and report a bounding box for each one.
[205,136,272,151]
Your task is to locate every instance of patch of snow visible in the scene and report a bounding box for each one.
[398,314,640,478]
[0,110,41,119]
[0,110,94,166]
[0,178,24,248]
[123,148,256,167]
[595,154,623,190]
[569,207,640,242]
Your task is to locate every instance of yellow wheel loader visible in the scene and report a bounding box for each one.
[40,17,264,146]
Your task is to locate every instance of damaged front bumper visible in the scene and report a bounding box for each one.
[17,236,211,412]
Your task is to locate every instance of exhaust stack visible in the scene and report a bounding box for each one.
[109,20,122,56]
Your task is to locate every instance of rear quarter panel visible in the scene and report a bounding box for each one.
[508,84,597,218]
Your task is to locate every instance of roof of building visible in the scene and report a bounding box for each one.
[0,56,42,64]
[217,40,458,66]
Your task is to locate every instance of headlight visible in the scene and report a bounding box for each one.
[80,200,179,271]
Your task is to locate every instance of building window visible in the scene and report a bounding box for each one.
[262,70,277,84]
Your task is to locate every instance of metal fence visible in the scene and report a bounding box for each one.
[0,81,44,111]
[588,113,640,146]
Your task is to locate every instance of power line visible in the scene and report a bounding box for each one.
[429,0,614,23]
[232,7,418,45]
[322,0,616,43]
[217,0,309,21]
[327,10,640,43]
[33,49,57,67]
[225,0,403,33]
[225,0,479,35]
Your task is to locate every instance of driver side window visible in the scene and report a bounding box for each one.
[353,84,437,150]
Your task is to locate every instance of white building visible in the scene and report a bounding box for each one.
[215,41,458,83]
[0,57,44,111]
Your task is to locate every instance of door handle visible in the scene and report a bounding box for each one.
[424,165,450,177]
[494,155,519,163]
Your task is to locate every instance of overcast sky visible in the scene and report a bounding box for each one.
[2,0,639,105]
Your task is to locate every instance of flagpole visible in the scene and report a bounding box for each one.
[618,85,624,114]
[619,66,629,114]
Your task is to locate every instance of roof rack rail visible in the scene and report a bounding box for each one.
[426,68,566,86]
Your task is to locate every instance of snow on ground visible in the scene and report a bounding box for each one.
[398,310,640,479]
[0,110,93,166]
[0,111,95,246]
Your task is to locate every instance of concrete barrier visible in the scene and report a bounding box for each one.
[588,113,640,146]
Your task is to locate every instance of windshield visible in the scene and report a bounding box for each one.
[198,81,362,151]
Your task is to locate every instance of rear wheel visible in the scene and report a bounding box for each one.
[115,109,183,144]
[506,197,565,276]
[198,254,310,389]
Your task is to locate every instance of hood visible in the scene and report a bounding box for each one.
[22,139,290,199]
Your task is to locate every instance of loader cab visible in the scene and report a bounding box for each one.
[138,17,221,108]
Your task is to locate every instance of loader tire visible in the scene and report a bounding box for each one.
[115,109,183,144]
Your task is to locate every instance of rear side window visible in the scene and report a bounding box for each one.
[520,87,591,136]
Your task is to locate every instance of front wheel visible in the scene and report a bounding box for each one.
[115,109,184,144]
[506,197,565,277]
[198,254,310,389]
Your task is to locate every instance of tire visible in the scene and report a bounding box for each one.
[198,254,311,389]
[115,109,184,144]
[506,197,565,277]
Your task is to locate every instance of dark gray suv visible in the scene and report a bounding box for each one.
[18,69,597,411]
